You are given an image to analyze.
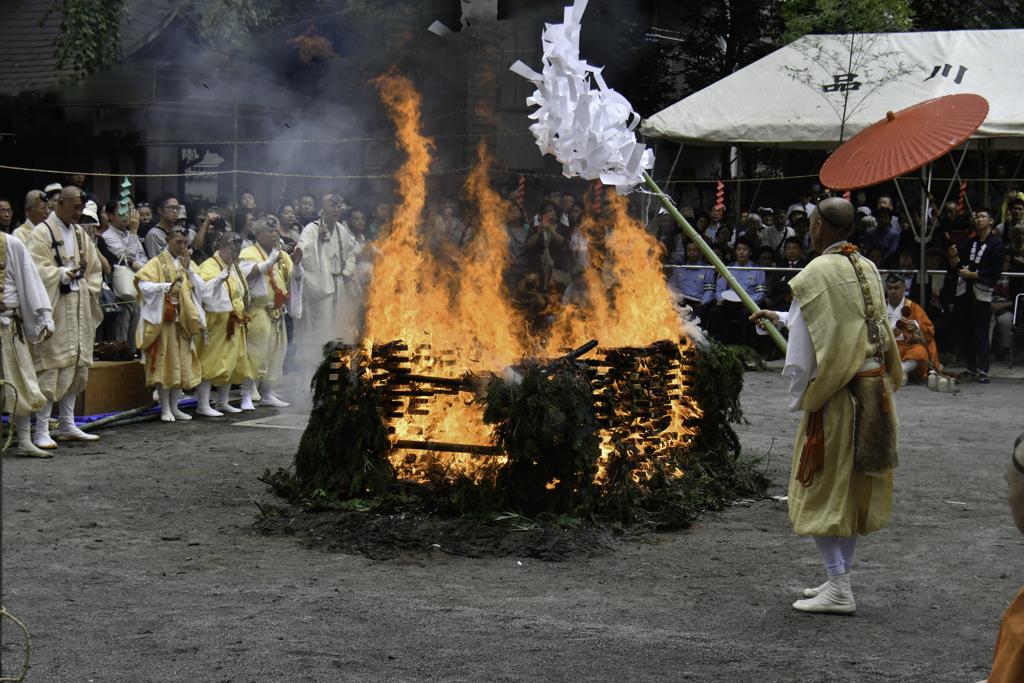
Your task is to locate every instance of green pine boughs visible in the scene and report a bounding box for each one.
[269,343,393,503]
[483,366,601,516]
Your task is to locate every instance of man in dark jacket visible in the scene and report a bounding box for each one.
[948,207,1005,383]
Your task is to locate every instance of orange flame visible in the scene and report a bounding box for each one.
[287,26,339,65]
[357,72,700,487]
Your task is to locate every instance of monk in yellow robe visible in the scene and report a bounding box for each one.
[195,232,255,416]
[134,226,205,422]
[753,197,901,615]
[239,216,303,409]
[884,274,942,381]
[27,186,104,447]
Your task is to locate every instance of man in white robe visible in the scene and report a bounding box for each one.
[0,230,56,456]
[27,186,103,447]
[295,194,355,352]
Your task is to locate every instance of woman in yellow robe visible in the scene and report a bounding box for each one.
[134,226,205,422]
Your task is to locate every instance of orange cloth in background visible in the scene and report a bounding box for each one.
[989,585,1024,682]
[894,299,941,380]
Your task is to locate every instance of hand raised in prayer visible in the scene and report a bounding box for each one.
[291,246,303,265]
[179,249,191,270]
[749,309,780,330]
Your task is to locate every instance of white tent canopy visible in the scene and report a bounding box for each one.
[641,29,1024,149]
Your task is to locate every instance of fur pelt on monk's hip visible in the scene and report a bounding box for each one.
[848,373,899,474]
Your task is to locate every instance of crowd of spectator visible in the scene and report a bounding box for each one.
[4,167,1023,391]
[658,180,1024,381]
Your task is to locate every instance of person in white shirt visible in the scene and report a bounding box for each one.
[101,200,147,352]
[296,195,356,350]
[0,229,57,456]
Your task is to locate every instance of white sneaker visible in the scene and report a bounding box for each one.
[793,573,856,614]
[803,578,831,598]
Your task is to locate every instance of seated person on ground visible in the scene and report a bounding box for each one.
[885,274,941,381]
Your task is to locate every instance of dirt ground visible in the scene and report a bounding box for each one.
[2,369,1022,682]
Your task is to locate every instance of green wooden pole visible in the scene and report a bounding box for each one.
[642,171,788,354]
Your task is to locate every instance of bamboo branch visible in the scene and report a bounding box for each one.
[642,171,788,354]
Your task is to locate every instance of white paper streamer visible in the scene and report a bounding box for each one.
[509,0,654,194]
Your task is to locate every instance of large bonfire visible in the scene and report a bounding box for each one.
[359,72,698,482]
[269,70,759,527]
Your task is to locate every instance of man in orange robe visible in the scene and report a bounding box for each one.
[976,433,1024,683]
[885,274,941,381]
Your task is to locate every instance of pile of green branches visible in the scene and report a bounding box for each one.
[264,340,767,530]
[483,364,601,517]
[263,343,392,506]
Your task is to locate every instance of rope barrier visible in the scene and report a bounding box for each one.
[0,607,30,682]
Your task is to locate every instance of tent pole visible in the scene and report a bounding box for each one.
[746,143,778,216]
[734,146,742,222]
[935,141,972,228]
[893,177,925,304]
[983,141,990,214]
[665,141,684,189]
[920,163,935,306]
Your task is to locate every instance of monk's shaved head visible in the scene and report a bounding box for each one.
[219,231,239,246]
[808,196,855,253]
[816,197,855,233]
[60,186,83,201]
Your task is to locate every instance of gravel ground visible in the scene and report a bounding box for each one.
[1,370,1021,682]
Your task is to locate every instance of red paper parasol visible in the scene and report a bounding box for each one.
[819,93,989,190]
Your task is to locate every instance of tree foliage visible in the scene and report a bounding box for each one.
[674,0,786,98]
[40,0,128,85]
[781,0,914,43]
[909,0,1023,31]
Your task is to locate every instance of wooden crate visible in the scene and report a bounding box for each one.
[73,360,152,417]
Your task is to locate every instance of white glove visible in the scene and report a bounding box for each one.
[342,267,353,278]
[161,282,173,293]
[257,249,280,274]
[59,268,72,285]
[215,268,231,283]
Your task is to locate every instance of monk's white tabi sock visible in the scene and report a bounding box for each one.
[215,384,242,413]
[33,401,56,449]
[158,386,174,422]
[55,393,99,441]
[240,380,256,411]
[258,382,289,408]
[168,388,191,420]
[196,380,223,417]
[16,414,52,458]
